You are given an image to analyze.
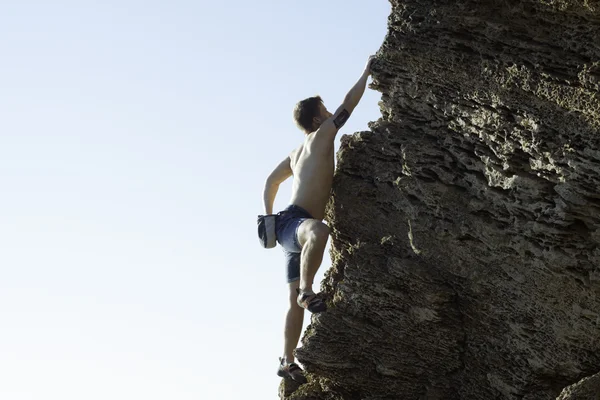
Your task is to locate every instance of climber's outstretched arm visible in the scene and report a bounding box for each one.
[317,55,376,140]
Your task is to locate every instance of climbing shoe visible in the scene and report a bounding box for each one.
[296,289,327,313]
[277,358,307,384]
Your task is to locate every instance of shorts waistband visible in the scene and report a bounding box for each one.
[283,204,313,218]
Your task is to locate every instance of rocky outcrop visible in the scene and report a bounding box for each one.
[283,0,600,399]
[558,372,600,400]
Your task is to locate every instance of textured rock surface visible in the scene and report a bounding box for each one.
[557,372,600,399]
[282,0,600,399]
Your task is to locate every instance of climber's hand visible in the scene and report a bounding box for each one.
[364,55,376,75]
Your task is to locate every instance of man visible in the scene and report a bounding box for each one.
[262,55,376,383]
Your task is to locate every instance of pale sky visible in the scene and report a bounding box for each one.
[0,1,390,399]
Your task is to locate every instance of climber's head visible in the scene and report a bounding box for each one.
[293,96,333,134]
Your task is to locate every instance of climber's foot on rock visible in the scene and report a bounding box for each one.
[277,358,307,384]
[296,289,327,313]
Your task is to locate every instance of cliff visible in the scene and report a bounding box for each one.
[282,0,600,399]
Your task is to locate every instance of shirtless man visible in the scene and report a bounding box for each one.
[262,55,375,383]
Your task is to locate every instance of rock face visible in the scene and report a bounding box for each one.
[284,0,600,399]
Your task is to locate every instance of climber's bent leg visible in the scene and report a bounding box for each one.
[297,219,330,294]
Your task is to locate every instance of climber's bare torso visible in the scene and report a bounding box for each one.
[289,132,335,221]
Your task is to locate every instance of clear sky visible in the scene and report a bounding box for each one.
[0,1,390,399]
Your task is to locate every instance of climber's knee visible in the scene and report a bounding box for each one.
[298,219,330,248]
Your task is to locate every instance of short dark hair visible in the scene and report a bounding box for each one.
[293,96,323,133]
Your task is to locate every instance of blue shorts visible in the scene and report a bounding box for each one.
[276,204,314,283]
